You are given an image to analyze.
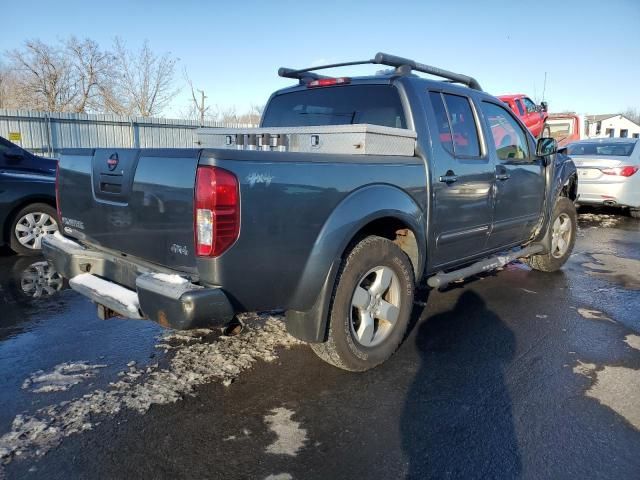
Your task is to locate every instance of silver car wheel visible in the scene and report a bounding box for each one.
[14,212,58,250]
[551,213,571,259]
[20,262,64,297]
[349,266,401,347]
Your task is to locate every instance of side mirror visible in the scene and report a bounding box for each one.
[5,147,25,161]
[536,137,557,157]
[540,101,548,112]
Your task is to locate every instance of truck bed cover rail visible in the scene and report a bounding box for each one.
[197,123,417,156]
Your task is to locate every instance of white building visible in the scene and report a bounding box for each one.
[585,114,640,139]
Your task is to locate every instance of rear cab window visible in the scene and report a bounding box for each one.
[429,91,482,158]
[261,85,407,129]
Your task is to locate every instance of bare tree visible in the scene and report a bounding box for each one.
[6,39,77,111]
[184,71,209,125]
[623,107,640,125]
[0,64,20,109]
[109,38,179,117]
[65,37,114,113]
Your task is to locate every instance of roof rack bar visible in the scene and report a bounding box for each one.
[373,52,482,91]
[278,53,482,91]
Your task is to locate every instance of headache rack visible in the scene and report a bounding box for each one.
[278,52,483,91]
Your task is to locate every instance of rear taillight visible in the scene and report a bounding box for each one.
[194,166,239,257]
[55,161,61,221]
[601,165,639,177]
[307,77,351,88]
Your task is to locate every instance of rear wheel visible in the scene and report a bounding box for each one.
[525,197,577,272]
[311,236,414,371]
[9,203,59,255]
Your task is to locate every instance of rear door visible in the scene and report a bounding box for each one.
[427,90,495,268]
[58,149,201,272]
[479,101,545,248]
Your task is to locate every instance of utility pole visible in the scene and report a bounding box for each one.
[198,89,206,126]
[542,72,547,102]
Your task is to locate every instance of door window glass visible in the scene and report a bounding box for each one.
[481,102,529,161]
[442,93,481,157]
[523,97,537,113]
[429,92,454,155]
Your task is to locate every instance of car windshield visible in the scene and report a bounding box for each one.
[261,85,407,129]
[567,141,636,156]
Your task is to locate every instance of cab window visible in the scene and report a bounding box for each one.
[429,91,481,157]
[481,102,529,161]
[523,97,537,113]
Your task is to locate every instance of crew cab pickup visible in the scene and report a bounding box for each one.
[498,94,549,138]
[43,53,578,371]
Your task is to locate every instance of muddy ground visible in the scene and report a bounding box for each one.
[0,207,639,479]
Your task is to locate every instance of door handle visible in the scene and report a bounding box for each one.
[439,171,458,184]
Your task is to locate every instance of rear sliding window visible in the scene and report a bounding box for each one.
[261,85,407,129]
[567,142,636,156]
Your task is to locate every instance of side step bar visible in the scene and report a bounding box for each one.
[427,244,544,289]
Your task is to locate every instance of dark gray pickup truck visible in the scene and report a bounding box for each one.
[43,53,578,371]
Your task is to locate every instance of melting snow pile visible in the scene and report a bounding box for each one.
[22,362,106,393]
[0,314,301,467]
[578,213,620,228]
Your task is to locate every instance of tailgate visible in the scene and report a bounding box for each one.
[57,148,201,272]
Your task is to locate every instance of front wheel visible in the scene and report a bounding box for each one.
[311,236,415,371]
[525,197,577,272]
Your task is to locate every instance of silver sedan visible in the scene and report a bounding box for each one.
[567,138,640,218]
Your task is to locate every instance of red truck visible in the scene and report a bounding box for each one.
[498,94,549,138]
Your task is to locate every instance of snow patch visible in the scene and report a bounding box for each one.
[22,362,106,393]
[69,273,140,315]
[0,315,301,467]
[577,308,615,323]
[151,273,189,285]
[264,407,307,457]
[625,335,640,351]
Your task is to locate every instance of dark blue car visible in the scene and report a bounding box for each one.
[0,136,58,255]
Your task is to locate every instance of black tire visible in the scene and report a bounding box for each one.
[311,236,415,371]
[525,197,577,272]
[630,209,640,219]
[9,203,59,256]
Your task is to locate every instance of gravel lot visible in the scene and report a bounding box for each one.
[0,207,638,479]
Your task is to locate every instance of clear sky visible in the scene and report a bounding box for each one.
[1,0,639,118]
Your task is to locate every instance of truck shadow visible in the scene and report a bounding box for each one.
[401,290,521,479]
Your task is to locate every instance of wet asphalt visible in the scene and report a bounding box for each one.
[1,207,639,480]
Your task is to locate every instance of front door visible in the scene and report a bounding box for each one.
[427,91,495,268]
[479,101,545,249]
